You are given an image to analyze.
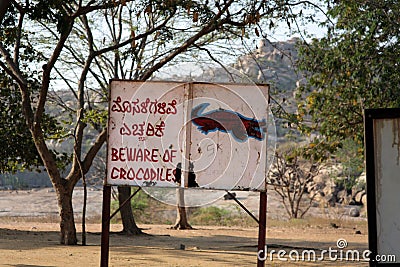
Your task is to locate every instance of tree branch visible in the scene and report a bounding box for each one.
[83,128,107,175]
[139,0,235,80]
[93,6,177,59]
[36,17,74,126]
[0,44,27,88]
[193,44,236,82]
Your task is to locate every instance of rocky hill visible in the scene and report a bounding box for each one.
[198,38,303,95]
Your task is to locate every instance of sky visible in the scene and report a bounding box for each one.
[156,1,329,79]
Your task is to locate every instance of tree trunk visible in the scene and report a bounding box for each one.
[118,186,142,235]
[172,188,192,229]
[57,185,77,245]
[81,174,87,245]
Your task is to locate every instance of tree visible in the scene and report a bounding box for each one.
[268,144,320,219]
[172,163,192,229]
[295,0,400,158]
[0,73,44,173]
[0,74,70,175]
[173,188,192,229]
[0,5,67,174]
[117,186,142,235]
[332,138,364,192]
[2,0,304,245]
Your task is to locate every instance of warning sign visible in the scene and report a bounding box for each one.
[106,80,270,191]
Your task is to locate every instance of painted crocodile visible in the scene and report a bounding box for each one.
[191,103,266,142]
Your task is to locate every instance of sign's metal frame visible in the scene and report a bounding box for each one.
[101,80,270,267]
[365,108,400,267]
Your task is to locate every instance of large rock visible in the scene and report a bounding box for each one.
[349,207,360,217]
[361,194,367,206]
[323,178,339,199]
[337,189,350,204]
[351,181,366,197]
[313,191,325,204]
[313,174,326,186]
[324,193,337,207]
[354,190,366,205]
[358,172,366,184]
[306,182,315,194]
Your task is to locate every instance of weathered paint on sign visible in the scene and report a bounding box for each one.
[106,80,269,191]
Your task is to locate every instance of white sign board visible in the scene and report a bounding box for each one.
[365,109,400,266]
[106,80,269,191]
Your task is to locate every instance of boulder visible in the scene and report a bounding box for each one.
[323,183,336,196]
[361,194,367,206]
[337,189,348,204]
[354,190,366,204]
[324,193,337,207]
[349,207,360,217]
[313,174,326,185]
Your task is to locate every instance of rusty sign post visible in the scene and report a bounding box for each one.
[257,191,267,267]
[100,185,111,267]
[101,80,271,266]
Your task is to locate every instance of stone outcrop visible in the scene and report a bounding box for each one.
[306,169,366,217]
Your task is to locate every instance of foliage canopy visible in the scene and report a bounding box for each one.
[295,0,400,159]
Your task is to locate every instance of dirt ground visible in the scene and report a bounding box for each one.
[0,221,369,267]
[0,188,370,266]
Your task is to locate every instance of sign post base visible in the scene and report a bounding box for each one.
[100,185,111,267]
[257,191,267,267]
